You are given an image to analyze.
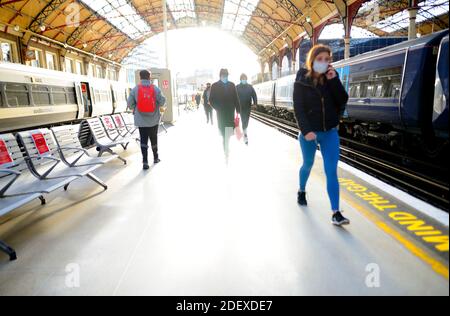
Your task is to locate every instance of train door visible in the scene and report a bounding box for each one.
[81,82,93,118]
[74,82,85,120]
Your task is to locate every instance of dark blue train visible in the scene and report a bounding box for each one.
[255,30,449,157]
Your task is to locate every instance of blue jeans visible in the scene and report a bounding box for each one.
[299,129,340,211]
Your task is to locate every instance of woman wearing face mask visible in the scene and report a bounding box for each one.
[293,44,350,226]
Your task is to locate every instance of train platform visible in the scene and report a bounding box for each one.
[0,111,448,296]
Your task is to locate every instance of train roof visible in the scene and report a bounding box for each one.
[334,29,449,67]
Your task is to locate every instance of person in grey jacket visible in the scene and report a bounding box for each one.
[127,70,166,170]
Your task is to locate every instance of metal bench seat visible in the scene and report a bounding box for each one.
[0,133,76,198]
[112,114,139,139]
[17,129,108,191]
[51,125,118,168]
[100,115,135,145]
[84,118,129,164]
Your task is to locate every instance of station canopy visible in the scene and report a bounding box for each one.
[0,0,448,63]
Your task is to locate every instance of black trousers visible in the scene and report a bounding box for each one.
[204,106,213,124]
[139,126,159,163]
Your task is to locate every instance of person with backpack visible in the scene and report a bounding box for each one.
[127,70,166,170]
[293,44,350,226]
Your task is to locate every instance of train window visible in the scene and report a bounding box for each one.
[95,90,110,103]
[349,56,404,100]
[66,87,76,104]
[94,90,101,103]
[366,85,375,98]
[374,84,384,98]
[101,91,110,103]
[349,84,360,98]
[391,83,401,99]
[5,83,30,107]
[31,85,51,105]
[52,87,67,105]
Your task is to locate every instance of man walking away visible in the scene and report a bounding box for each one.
[127,70,166,170]
[236,74,257,145]
[209,69,241,160]
[203,83,213,125]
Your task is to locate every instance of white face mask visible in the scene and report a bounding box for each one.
[313,61,329,74]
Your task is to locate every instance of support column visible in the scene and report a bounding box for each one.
[408,6,419,40]
[334,0,365,59]
[344,36,351,59]
[162,0,169,68]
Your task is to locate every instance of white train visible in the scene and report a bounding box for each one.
[0,62,129,133]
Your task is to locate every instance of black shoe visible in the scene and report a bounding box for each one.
[297,191,307,206]
[143,163,150,170]
[332,211,350,226]
[154,158,161,164]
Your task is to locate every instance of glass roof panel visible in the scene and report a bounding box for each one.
[167,0,197,21]
[80,0,151,40]
[370,0,449,33]
[222,0,260,35]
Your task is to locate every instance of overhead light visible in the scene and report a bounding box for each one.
[83,43,88,48]
[108,54,113,59]
[13,25,20,32]
[306,16,312,23]
[40,25,46,32]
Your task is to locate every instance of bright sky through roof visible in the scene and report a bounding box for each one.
[133,27,260,83]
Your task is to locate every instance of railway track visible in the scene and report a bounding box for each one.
[250,111,449,212]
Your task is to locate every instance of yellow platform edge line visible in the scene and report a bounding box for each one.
[343,194,449,280]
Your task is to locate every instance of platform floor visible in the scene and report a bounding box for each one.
[0,111,448,296]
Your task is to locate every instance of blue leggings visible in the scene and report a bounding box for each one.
[299,129,340,211]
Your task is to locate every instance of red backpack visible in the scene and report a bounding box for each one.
[137,84,156,113]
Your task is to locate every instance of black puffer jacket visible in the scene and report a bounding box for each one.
[293,68,348,135]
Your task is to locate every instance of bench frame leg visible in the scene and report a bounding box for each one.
[87,173,108,190]
[98,147,127,165]
[0,240,17,261]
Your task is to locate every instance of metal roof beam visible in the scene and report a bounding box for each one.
[28,0,66,33]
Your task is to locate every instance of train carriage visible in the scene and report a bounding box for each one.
[0,62,129,133]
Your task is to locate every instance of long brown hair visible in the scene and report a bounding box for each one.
[306,44,333,84]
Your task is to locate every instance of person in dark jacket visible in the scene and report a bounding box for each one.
[293,44,350,226]
[209,69,241,160]
[202,83,213,125]
[236,74,257,145]
[195,93,201,109]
